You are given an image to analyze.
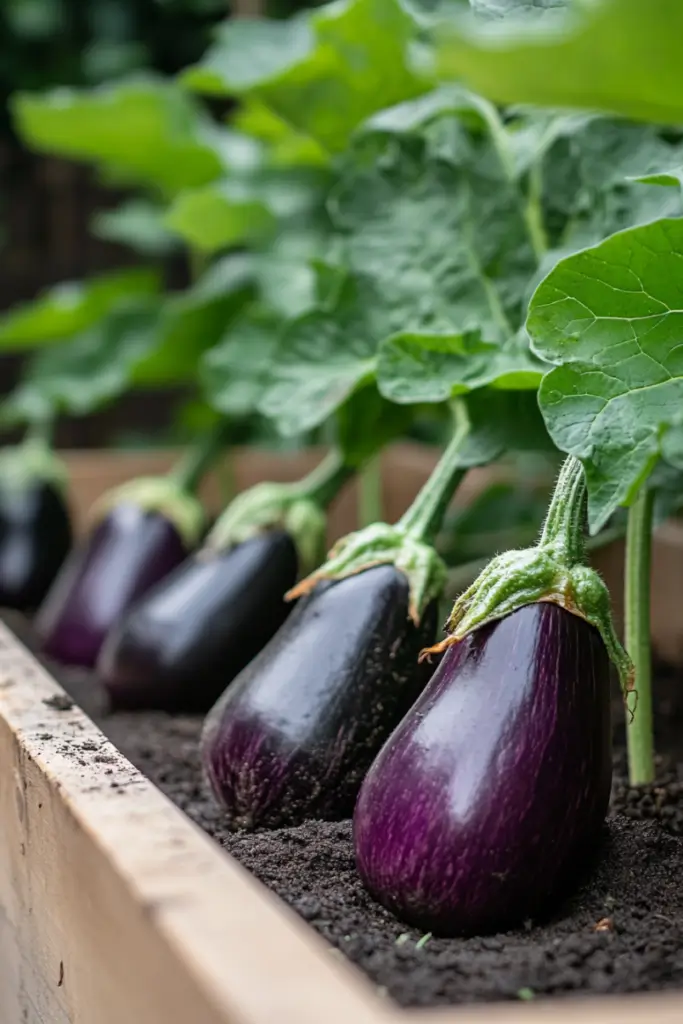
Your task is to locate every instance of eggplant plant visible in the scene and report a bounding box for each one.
[354,456,633,935]
[97,448,353,711]
[200,402,475,828]
[36,424,228,668]
[0,432,72,611]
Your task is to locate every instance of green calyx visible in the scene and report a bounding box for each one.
[0,439,68,494]
[91,476,206,548]
[286,520,447,624]
[427,456,634,697]
[205,449,353,577]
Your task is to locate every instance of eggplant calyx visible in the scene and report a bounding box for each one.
[422,542,634,697]
[206,482,327,576]
[0,441,67,494]
[91,477,205,547]
[286,522,446,624]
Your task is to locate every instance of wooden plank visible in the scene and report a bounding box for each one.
[0,623,391,1024]
[406,992,683,1023]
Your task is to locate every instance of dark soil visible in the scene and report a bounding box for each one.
[8,610,683,1008]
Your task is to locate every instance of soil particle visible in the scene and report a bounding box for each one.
[42,693,74,712]
[6,610,683,1008]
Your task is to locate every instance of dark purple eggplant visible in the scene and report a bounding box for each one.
[353,602,612,936]
[36,502,190,668]
[0,478,72,611]
[201,564,438,829]
[98,529,299,712]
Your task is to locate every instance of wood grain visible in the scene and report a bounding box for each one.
[0,623,390,1024]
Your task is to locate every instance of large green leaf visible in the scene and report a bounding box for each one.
[133,254,254,385]
[183,0,428,153]
[92,199,182,256]
[436,0,683,127]
[166,169,325,253]
[335,384,416,467]
[0,267,160,349]
[258,277,378,435]
[201,314,278,418]
[233,99,329,168]
[528,217,683,532]
[378,329,544,403]
[13,78,260,195]
[2,303,161,423]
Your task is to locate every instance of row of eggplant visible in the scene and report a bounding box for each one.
[0,440,618,938]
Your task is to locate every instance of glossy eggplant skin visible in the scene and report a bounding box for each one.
[0,480,72,611]
[98,529,298,712]
[202,564,438,829]
[354,602,612,937]
[36,502,189,668]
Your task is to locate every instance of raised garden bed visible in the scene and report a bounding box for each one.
[2,448,683,1024]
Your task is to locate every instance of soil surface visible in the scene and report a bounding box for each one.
[8,610,683,1008]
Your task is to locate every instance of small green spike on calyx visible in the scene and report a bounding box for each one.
[424,456,634,698]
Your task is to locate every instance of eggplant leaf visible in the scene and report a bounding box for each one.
[12,78,260,195]
[2,303,161,422]
[166,169,326,254]
[436,0,683,126]
[183,0,428,153]
[92,199,182,256]
[457,388,553,467]
[258,277,378,435]
[201,315,279,418]
[0,268,160,349]
[336,385,416,467]
[528,217,683,532]
[378,330,544,403]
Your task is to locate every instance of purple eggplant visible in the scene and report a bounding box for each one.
[36,502,190,668]
[353,602,612,936]
[201,565,438,829]
[98,529,299,712]
[0,479,72,611]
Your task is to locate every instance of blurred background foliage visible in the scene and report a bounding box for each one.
[0,0,321,449]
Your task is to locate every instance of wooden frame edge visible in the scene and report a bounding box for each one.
[0,622,391,1024]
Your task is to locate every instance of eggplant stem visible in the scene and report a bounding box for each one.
[294,448,353,508]
[357,456,383,527]
[538,455,587,562]
[170,421,232,494]
[624,485,655,786]
[398,399,470,545]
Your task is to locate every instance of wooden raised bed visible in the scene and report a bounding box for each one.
[1,445,682,1024]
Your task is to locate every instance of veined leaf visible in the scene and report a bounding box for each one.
[0,268,160,349]
[528,217,683,532]
[201,314,278,418]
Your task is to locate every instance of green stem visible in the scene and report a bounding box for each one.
[538,455,587,564]
[525,160,548,261]
[398,399,470,545]
[170,421,232,494]
[625,486,655,786]
[358,456,383,527]
[25,417,54,449]
[294,449,353,508]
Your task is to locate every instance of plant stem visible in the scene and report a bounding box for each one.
[295,449,353,508]
[538,455,587,565]
[398,399,470,544]
[171,421,232,494]
[358,456,383,527]
[625,486,655,786]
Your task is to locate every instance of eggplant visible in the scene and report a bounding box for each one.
[0,478,71,611]
[201,564,438,829]
[98,529,299,712]
[36,502,190,668]
[353,602,612,936]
